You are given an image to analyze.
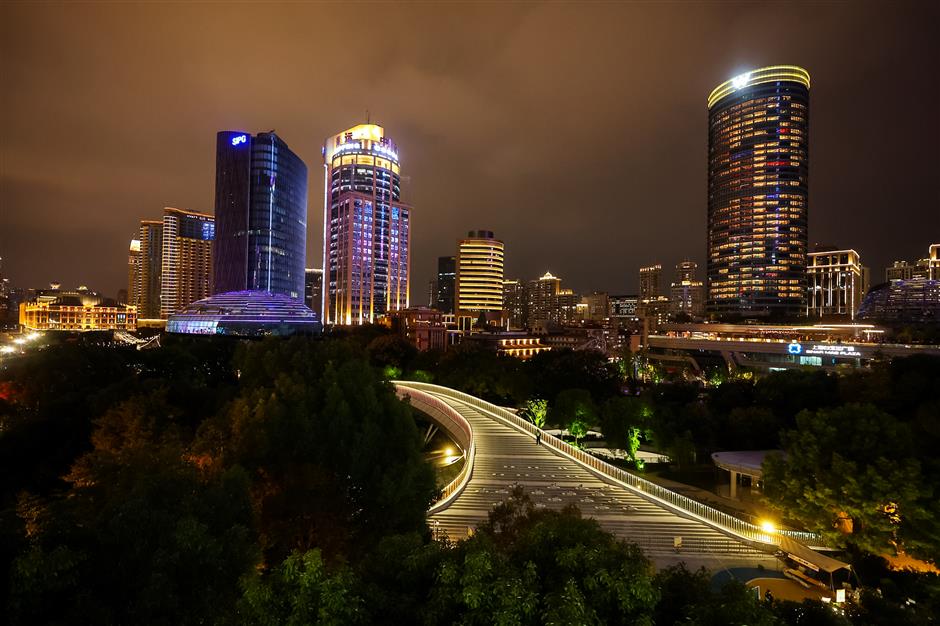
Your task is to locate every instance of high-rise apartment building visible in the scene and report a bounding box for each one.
[436,256,457,314]
[214,131,308,299]
[930,244,940,280]
[127,238,141,312]
[304,268,323,319]
[807,247,866,320]
[707,66,810,317]
[323,124,411,324]
[639,264,662,300]
[456,230,504,319]
[526,271,579,328]
[503,279,527,329]
[670,261,704,317]
[160,207,214,318]
[138,220,163,319]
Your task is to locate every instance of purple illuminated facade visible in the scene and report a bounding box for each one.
[166,290,321,336]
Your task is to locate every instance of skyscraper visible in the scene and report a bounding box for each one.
[526,271,579,328]
[670,261,704,317]
[304,268,323,319]
[707,65,810,318]
[436,256,456,314]
[127,238,141,312]
[639,264,662,300]
[214,131,308,299]
[138,220,163,319]
[503,279,526,329]
[456,230,504,321]
[323,124,411,324]
[160,207,214,318]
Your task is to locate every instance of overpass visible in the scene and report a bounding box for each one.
[396,381,825,568]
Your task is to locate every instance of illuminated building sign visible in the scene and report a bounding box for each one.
[787,341,802,355]
[231,134,247,146]
[804,344,862,358]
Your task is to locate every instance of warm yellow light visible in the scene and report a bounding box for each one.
[760,520,776,534]
[445,447,454,456]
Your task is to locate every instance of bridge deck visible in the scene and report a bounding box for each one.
[428,394,778,569]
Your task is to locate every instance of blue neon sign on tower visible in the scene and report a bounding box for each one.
[788,341,803,355]
[231,134,247,146]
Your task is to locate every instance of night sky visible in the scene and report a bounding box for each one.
[2,2,938,300]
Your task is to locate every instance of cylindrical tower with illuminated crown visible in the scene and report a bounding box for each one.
[322,124,411,325]
[707,66,810,318]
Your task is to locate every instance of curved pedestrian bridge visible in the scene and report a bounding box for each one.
[396,381,822,569]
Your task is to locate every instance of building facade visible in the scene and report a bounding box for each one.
[930,244,940,280]
[582,291,610,322]
[323,124,410,324]
[160,207,214,318]
[526,272,580,328]
[127,238,141,313]
[456,230,504,320]
[639,264,662,300]
[669,261,705,317]
[610,294,639,324]
[707,66,810,318]
[807,247,866,320]
[138,220,163,319]
[502,279,527,329]
[304,268,323,319]
[435,256,456,314]
[859,278,940,324]
[19,287,137,331]
[214,131,308,299]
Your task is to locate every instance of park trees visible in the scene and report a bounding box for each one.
[428,488,659,625]
[763,404,940,560]
[194,338,438,564]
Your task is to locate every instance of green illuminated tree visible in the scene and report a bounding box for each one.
[520,397,548,429]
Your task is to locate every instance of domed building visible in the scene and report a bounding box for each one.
[166,290,321,337]
[858,279,940,324]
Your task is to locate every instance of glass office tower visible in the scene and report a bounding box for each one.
[706,66,810,318]
[436,256,456,314]
[323,124,411,325]
[213,131,308,300]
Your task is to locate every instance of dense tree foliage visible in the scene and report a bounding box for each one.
[3,332,938,623]
[1,337,434,623]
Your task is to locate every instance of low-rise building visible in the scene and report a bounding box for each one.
[19,286,137,331]
[385,306,448,352]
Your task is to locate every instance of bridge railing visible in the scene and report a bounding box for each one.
[395,385,476,515]
[394,381,823,549]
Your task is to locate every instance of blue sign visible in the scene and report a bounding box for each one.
[231,134,247,146]
[787,341,803,355]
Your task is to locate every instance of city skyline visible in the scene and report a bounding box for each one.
[2,3,938,300]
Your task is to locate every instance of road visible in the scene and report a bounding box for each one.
[425,392,780,570]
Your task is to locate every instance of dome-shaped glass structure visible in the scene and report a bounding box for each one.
[167,291,321,336]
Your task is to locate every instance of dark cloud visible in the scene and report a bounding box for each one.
[2,2,938,298]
